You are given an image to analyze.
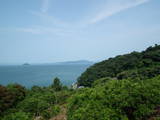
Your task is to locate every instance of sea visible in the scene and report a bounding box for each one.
[0,64,91,88]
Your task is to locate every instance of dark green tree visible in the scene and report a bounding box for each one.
[52,77,62,91]
[7,84,26,104]
[0,85,15,116]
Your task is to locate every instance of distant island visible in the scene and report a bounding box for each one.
[23,63,30,66]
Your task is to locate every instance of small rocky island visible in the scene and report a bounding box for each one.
[23,63,30,66]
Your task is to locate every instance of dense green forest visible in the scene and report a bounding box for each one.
[78,44,160,87]
[0,44,160,120]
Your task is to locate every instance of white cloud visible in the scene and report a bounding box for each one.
[22,0,151,36]
[30,11,68,27]
[88,0,150,24]
[35,0,151,27]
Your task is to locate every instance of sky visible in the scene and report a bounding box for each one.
[0,0,160,64]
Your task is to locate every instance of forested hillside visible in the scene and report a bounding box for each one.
[78,44,160,87]
[67,44,160,120]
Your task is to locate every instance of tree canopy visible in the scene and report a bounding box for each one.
[78,44,160,87]
[52,77,62,91]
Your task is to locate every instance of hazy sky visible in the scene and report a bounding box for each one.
[0,0,160,64]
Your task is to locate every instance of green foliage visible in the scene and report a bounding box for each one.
[68,76,160,120]
[41,105,60,119]
[1,111,31,120]
[7,83,26,104]
[31,85,44,93]
[51,105,60,116]
[17,91,56,116]
[92,77,115,87]
[0,81,72,119]
[56,90,72,104]
[78,44,160,87]
[0,84,26,116]
[0,85,15,115]
[41,109,51,120]
[52,77,62,91]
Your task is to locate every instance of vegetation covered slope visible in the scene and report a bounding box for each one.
[67,44,160,120]
[78,44,160,87]
[68,76,160,120]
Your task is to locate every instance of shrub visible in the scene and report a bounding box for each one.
[2,111,31,120]
[68,76,160,120]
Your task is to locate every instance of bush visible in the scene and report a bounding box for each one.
[2,111,31,120]
[18,97,49,116]
[41,105,60,119]
[68,76,160,120]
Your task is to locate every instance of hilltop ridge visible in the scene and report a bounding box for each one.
[78,44,160,87]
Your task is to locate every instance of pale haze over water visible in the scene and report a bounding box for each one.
[0,64,90,88]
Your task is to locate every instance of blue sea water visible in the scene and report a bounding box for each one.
[0,64,90,88]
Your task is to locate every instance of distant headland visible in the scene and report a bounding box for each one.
[52,60,94,65]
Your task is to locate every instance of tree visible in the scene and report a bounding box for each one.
[52,77,62,91]
[0,85,15,115]
[7,84,26,104]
